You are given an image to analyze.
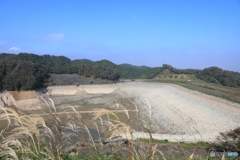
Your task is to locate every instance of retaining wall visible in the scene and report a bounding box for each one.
[47,84,119,95]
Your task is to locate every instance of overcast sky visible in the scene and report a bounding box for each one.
[0,0,240,71]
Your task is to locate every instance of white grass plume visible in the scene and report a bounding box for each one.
[92,109,119,121]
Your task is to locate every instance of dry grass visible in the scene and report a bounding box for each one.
[191,83,240,95]
[0,99,135,159]
[0,95,238,159]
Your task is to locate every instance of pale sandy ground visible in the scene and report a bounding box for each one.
[45,82,240,142]
[116,82,240,142]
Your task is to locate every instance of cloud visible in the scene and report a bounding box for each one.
[40,33,64,41]
[9,47,21,51]
[0,40,7,45]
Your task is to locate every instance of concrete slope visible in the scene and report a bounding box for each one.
[0,91,41,110]
[47,84,119,95]
[117,82,240,141]
[2,82,239,141]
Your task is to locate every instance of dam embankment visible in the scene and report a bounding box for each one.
[47,83,119,95]
[1,82,240,141]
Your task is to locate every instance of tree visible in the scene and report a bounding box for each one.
[1,60,48,90]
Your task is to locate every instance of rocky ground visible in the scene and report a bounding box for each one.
[44,82,240,142]
[116,83,240,141]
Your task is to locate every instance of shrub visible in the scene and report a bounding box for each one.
[213,127,240,152]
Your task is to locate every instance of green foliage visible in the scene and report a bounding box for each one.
[0,53,163,81]
[0,60,48,91]
[0,53,120,88]
[162,64,201,75]
[196,67,240,88]
[78,64,120,81]
[0,53,203,82]
[117,64,164,79]
[1,53,240,91]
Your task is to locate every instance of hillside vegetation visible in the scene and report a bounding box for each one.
[196,66,240,88]
[0,53,240,91]
[0,60,48,90]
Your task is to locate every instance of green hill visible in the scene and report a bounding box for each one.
[1,52,240,90]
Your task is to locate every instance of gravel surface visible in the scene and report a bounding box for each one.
[44,82,240,141]
[116,82,240,141]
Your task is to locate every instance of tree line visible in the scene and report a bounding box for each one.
[196,67,240,88]
[0,53,121,90]
[0,53,239,90]
[0,60,48,90]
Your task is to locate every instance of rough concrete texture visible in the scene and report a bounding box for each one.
[0,91,16,107]
[47,84,119,95]
[46,82,240,141]
[47,85,79,95]
[0,91,41,110]
[14,99,41,110]
[116,82,240,141]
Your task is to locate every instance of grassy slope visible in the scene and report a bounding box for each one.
[148,74,240,103]
[138,138,212,148]
[153,74,190,80]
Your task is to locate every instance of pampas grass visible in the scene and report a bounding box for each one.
[0,93,234,160]
[92,108,120,121]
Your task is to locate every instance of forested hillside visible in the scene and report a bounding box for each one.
[0,60,48,90]
[196,67,240,88]
[0,53,239,90]
[0,53,120,91]
[0,53,162,79]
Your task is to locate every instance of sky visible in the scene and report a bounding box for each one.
[0,0,240,72]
